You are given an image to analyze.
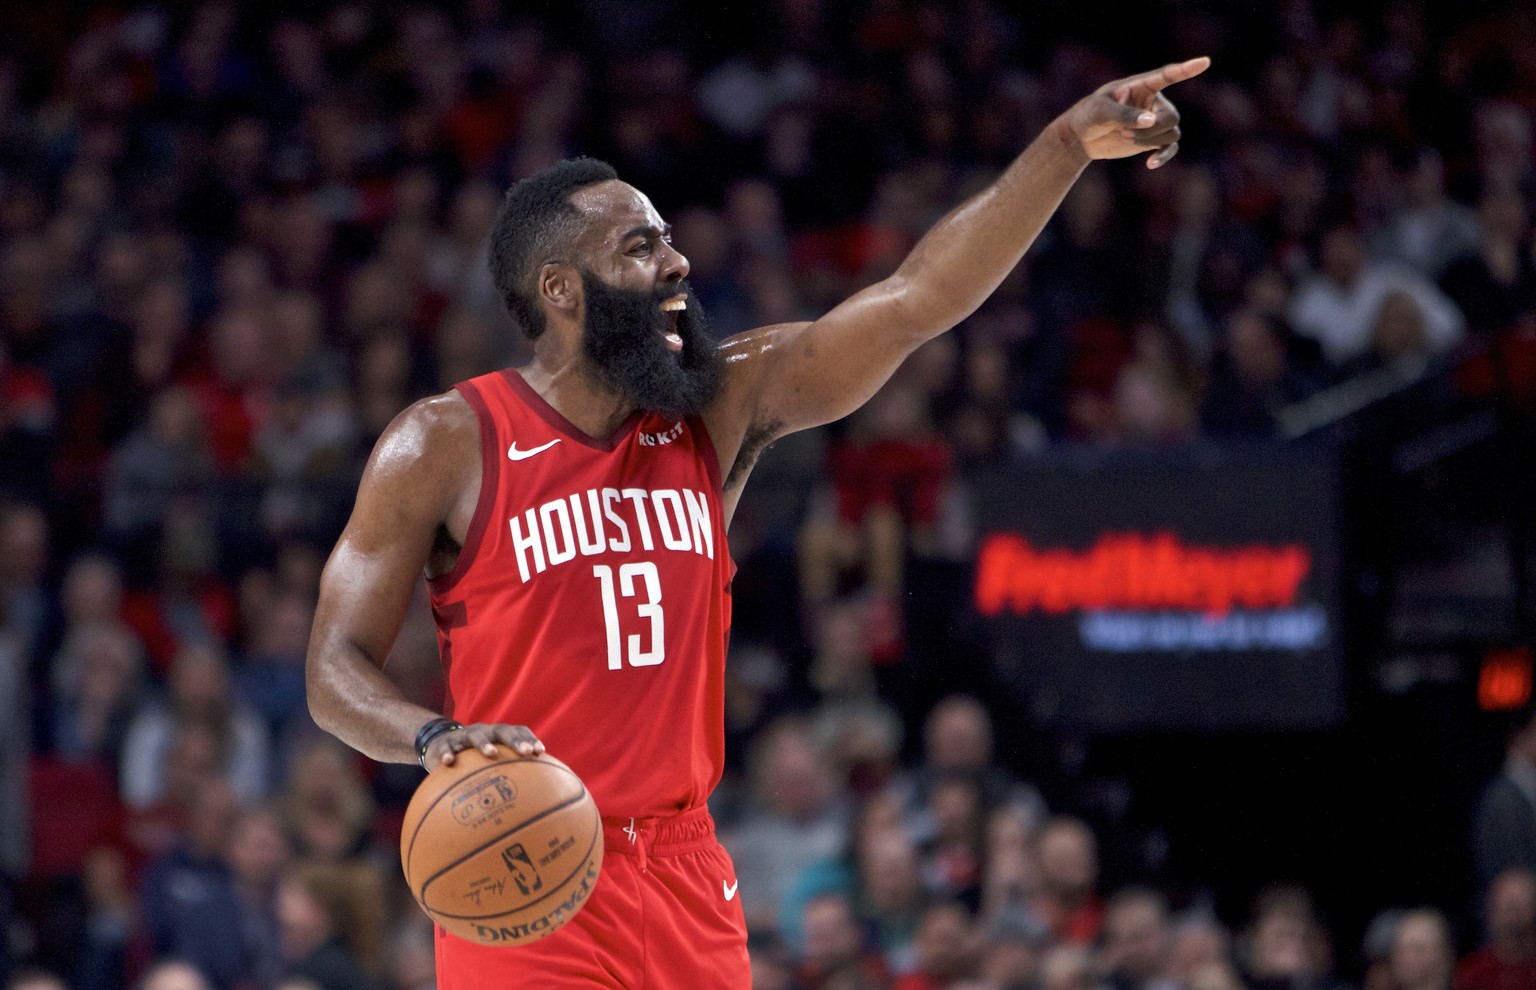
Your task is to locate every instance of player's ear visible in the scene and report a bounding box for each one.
[539,263,580,314]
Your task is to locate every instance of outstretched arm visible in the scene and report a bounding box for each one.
[716,58,1210,443]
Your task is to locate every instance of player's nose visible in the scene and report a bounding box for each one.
[659,241,689,283]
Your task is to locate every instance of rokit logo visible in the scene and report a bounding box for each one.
[638,422,685,447]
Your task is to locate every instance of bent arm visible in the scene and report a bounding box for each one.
[306,397,472,764]
[727,58,1208,439]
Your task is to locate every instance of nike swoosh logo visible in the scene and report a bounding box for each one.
[723,879,738,901]
[508,439,561,461]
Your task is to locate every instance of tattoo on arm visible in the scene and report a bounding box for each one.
[725,419,782,491]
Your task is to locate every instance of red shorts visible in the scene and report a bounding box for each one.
[434,805,750,989]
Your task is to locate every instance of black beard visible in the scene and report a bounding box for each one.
[579,271,723,420]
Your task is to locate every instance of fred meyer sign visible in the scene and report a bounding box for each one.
[968,448,1344,732]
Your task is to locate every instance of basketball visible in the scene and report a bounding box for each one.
[400,747,603,946]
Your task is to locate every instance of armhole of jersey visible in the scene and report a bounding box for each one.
[428,379,499,595]
[689,414,736,586]
[689,414,725,493]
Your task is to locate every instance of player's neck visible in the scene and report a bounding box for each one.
[519,355,639,442]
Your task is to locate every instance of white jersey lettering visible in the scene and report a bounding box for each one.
[652,490,692,552]
[509,509,546,582]
[683,489,713,560]
[621,489,656,551]
[503,488,715,584]
[540,499,576,566]
[570,490,606,556]
[601,488,631,553]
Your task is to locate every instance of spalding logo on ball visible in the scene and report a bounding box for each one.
[401,747,604,945]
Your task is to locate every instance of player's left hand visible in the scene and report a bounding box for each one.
[1060,57,1211,168]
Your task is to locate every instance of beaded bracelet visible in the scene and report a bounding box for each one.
[415,716,464,770]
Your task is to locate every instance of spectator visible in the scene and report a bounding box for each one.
[186,306,274,475]
[722,717,851,933]
[75,847,137,990]
[1390,908,1455,990]
[235,590,318,753]
[1099,888,1176,990]
[915,773,987,907]
[1038,945,1097,990]
[1288,226,1464,368]
[1111,358,1199,446]
[1200,309,1323,438]
[800,377,954,634]
[806,600,905,797]
[794,891,889,990]
[49,623,143,766]
[1472,704,1536,901]
[1165,913,1232,990]
[1361,908,1405,990]
[385,916,435,990]
[55,553,127,634]
[118,502,238,671]
[276,862,384,990]
[1473,104,1534,195]
[431,309,502,394]
[1241,886,1345,990]
[0,342,56,501]
[1373,149,1479,279]
[1439,187,1535,337]
[101,388,213,546]
[815,698,904,803]
[4,972,68,990]
[0,502,49,662]
[978,804,1041,927]
[119,644,271,809]
[136,962,212,990]
[1335,289,1445,380]
[275,739,375,862]
[894,901,981,988]
[226,807,293,990]
[975,910,1048,990]
[901,696,1045,834]
[125,720,227,860]
[250,377,355,541]
[423,180,502,316]
[1455,867,1536,990]
[1184,961,1247,990]
[138,779,245,990]
[1156,165,1225,358]
[1031,817,1103,946]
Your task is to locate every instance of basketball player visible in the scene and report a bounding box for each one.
[307,58,1209,988]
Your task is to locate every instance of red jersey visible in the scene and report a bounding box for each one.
[426,369,732,819]
[1455,949,1536,990]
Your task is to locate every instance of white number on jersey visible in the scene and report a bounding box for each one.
[593,562,666,669]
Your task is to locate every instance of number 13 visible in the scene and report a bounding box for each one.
[593,563,665,669]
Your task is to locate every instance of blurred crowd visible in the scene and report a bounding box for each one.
[3,1,1536,990]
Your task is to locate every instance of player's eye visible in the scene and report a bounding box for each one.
[628,242,651,257]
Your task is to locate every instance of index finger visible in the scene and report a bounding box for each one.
[1132,57,1212,94]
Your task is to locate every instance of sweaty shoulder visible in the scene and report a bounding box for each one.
[703,322,810,496]
[359,391,482,537]
[368,391,478,480]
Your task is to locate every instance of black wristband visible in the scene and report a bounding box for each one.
[415,717,463,770]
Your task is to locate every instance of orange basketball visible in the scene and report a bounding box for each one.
[401,747,603,946]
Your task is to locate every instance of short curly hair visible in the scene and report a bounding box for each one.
[488,157,619,339]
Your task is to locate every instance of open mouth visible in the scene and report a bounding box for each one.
[659,295,686,351]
